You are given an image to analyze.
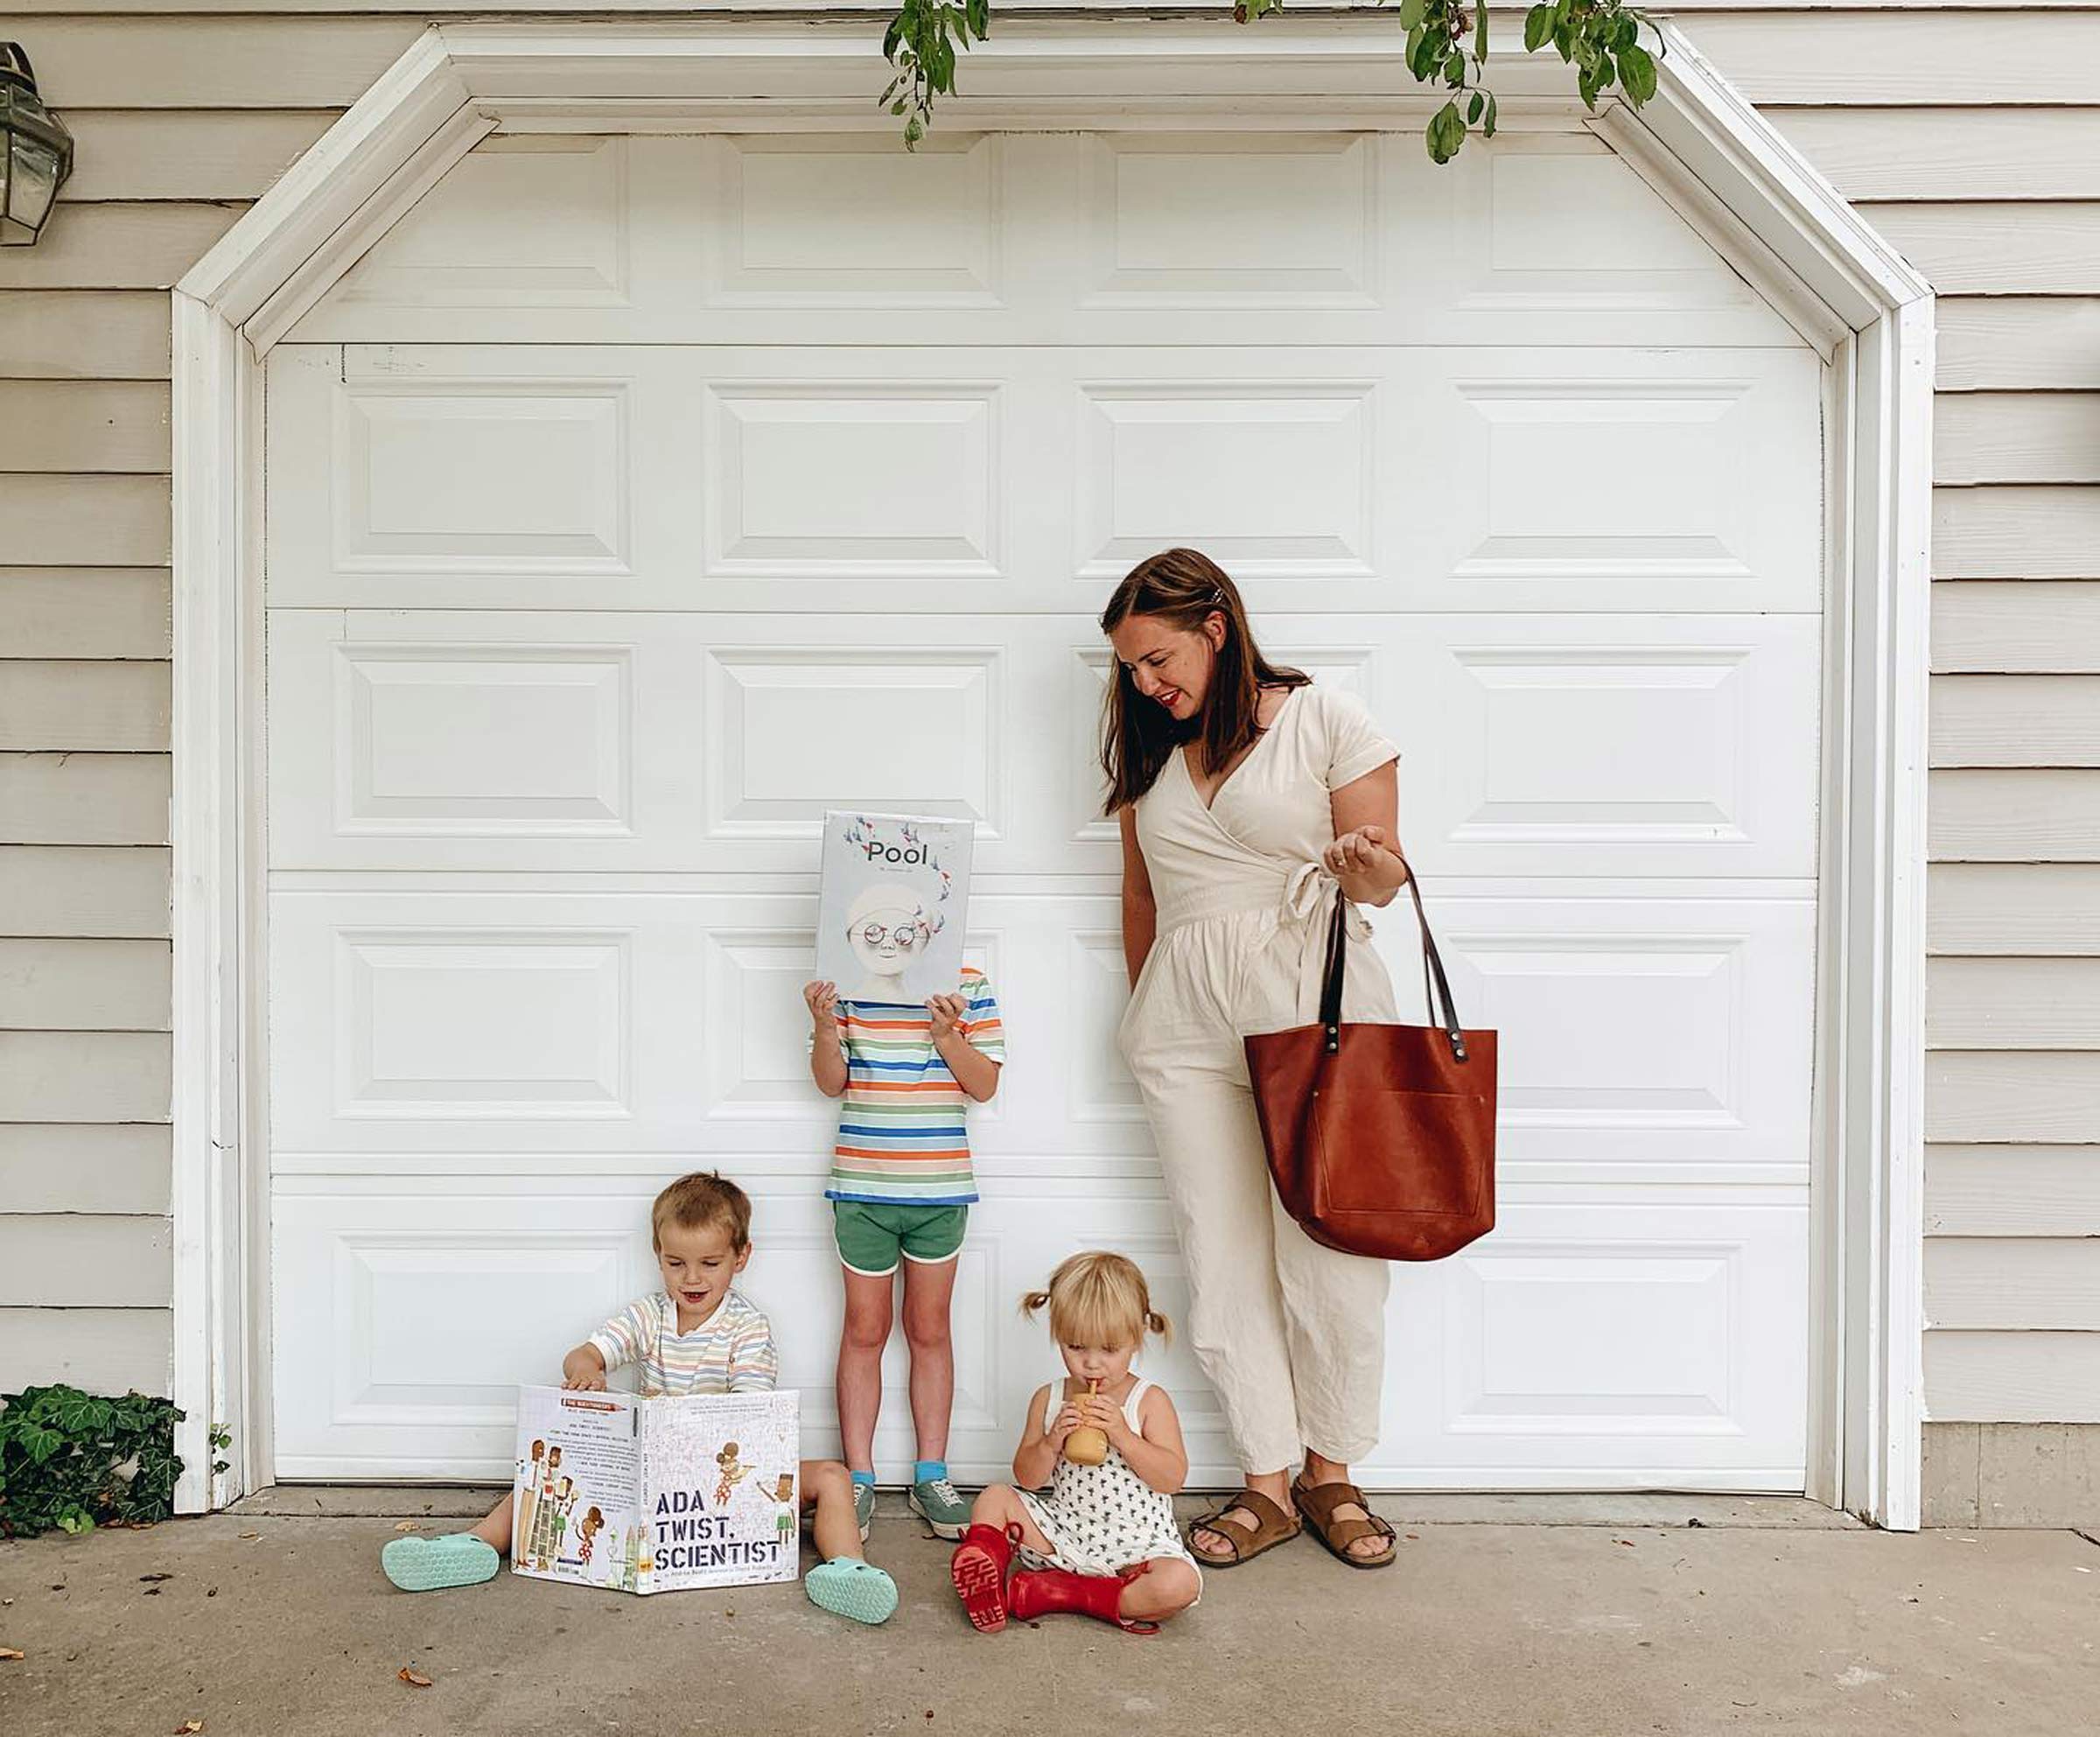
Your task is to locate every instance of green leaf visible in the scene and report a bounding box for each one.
[1474,3,1488,65]
[1425,99,1466,164]
[1618,41,1659,104]
[1482,90,1498,137]
[1467,90,1484,123]
[1522,4,1552,52]
[1444,51,1466,84]
[1399,0,1427,28]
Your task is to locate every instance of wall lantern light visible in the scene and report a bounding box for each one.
[1,44,74,246]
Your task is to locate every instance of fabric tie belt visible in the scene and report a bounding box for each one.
[1157,860,1375,1026]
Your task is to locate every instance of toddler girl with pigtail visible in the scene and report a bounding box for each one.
[949,1250,1202,1635]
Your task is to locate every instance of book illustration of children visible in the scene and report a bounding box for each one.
[514,1439,544,1566]
[527,1445,564,1570]
[377,1169,898,1624]
[550,1476,576,1566]
[576,1505,604,1572]
[769,1473,798,1551]
[714,1441,751,1509]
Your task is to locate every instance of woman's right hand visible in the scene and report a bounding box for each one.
[803,979,839,1027]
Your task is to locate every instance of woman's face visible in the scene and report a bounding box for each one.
[1109,611,1223,725]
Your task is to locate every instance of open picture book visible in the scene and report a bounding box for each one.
[814,810,976,1005]
[511,1385,800,1594]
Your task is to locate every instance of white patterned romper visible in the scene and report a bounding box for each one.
[1014,1376,1202,1596]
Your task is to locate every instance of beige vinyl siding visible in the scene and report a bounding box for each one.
[0,4,2095,1501]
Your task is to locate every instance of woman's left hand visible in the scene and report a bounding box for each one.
[1323,823,1391,879]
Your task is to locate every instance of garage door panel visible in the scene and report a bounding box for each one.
[1366,1196,1809,1488]
[1390,614,1821,879]
[272,1179,1230,1482]
[273,608,1819,880]
[288,135,1798,351]
[1076,378,1379,581]
[1414,894,1816,1176]
[270,888,1152,1159]
[1393,348,1823,613]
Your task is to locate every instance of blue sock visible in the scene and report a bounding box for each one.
[914,1460,948,1485]
[850,1469,877,1489]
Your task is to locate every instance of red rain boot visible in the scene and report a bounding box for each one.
[1008,1561,1159,1635]
[949,1523,1019,1634]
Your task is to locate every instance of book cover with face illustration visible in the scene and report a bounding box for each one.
[815,811,974,1005]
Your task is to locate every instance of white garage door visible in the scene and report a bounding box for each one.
[264,132,1821,1488]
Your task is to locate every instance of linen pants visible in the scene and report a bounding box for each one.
[1128,1017,1390,1474]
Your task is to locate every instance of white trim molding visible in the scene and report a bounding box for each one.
[169,17,1934,1525]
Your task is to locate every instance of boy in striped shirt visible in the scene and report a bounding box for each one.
[804,963,1004,1541]
[380,1171,897,1624]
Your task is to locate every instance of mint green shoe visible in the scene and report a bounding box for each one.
[852,1480,875,1542]
[906,1474,970,1540]
[805,1558,898,1626]
[382,1533,500,1592]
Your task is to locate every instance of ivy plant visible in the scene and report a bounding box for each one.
[0,1384,186,1538]
[881,0,1659,162]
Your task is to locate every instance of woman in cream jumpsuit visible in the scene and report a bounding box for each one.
[1103,548,1412,1571]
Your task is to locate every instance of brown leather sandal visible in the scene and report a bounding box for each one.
[1186,1488,1301,1567]
[1292,1478,1396,1570]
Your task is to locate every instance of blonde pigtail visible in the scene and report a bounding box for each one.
[1019,1288,1053,1319]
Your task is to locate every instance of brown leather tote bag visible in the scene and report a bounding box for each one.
[1244,867,1496,1262]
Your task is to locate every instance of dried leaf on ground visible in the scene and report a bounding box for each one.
[0,1648,24,1661]
[235,1532,260,1541]
[175,1720,205,1733]
[140,1573,175,1583]
[398,1668,433,1689]
[392,1521,421,1532]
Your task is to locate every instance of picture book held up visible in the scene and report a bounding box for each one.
[814,811,975,1005]
[511,1385,800,1594]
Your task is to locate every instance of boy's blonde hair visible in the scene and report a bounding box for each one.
[651,1170,752,1252]
[1021,1250,1171,1348]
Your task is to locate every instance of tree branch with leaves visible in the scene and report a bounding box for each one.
[879,0,1659,162]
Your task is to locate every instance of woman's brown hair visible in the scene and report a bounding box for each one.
[1097,547,1307,815]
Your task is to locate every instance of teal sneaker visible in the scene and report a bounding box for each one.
[852,1479,875,1542]
[805,1557,898,1626]
[381,1533,499,1593]
[907,1474,970,1540]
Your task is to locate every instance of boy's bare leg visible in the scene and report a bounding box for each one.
[900,1254,958,1466]
[802,1460,865,1562]
[836,1269,893,1476]
[471,1493,514,1555]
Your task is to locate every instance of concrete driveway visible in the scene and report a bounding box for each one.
[1,1492,2093,1736]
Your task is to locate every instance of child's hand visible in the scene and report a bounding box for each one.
[561,1344,608,1390]
[1046,1403,1083,1449]
[926,992,967,1040]
[803,980,840,1028]
[1076,1390,1127,1445]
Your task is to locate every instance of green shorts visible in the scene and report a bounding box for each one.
[830,1200,970,1277]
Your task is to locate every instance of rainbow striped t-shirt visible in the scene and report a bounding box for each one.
[823,966,1005,1207]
